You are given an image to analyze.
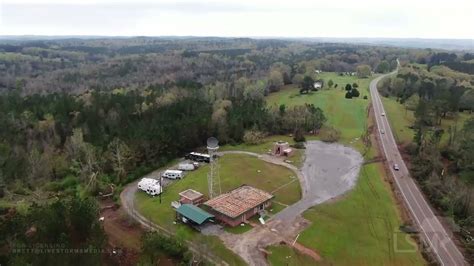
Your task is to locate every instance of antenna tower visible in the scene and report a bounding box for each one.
[206,137,221,198]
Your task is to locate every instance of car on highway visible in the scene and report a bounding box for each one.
[393,163,400,171]
[381,112,385,116]
[380,129,385,134]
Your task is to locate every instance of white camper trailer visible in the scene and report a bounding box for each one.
[178,163,196,171]
[146,184,162,196]
[138,178,158,191]
[162,170,184,179]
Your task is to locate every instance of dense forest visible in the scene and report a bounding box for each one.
[0,37,405,94]
[1,37,473,264]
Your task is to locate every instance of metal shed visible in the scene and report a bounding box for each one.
[175,204,214,226]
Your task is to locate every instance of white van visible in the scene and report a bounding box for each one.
[138,178,158,191]
[146,184,162,196]
[178,163,196,171]
[162,170,184,179]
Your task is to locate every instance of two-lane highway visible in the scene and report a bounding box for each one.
[370,73,467,266]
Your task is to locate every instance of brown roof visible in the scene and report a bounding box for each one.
[179,189,204,201]
[204,185,273,218]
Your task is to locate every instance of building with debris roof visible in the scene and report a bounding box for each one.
[203,185,273,227]
[179,189,205,205]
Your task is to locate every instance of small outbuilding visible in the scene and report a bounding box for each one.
[175,204,214,229]
[204,185,273,227]
[179,189,205,205]
[272,141,294,157]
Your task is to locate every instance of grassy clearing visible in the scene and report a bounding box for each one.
[267,245,318,266]
[266,73,373,149]
[297,163,425,265]
[221,134,306,167]
[136,153,301,227]
[265,73,425,265]
[135,153,301,264]
[382,96,472,145]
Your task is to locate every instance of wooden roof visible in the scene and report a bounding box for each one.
[204,185,273,218]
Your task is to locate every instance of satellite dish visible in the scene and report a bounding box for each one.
[207,137,219,149]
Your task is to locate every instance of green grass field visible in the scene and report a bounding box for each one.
[297,163,425,265]
[266,73,373,149]
[135,153,301,264]
[382,97,472,145]
[136,153,301,228]
[267,245,318,266]
[220,135,305,167]
[264,73,425,265]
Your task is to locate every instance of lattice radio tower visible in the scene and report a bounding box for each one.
[207,137,221,199]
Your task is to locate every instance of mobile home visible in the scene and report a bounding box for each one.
[178,163,196,171]
[146,184,162,196]
[162,170,184,179]
[138,178,159,191]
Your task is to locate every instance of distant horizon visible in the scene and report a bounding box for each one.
[0,35,473,41]
[1,0,473,39]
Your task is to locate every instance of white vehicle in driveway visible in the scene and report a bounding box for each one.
[162,170,184,179]
[146,184,162,196]
[178,163,197,171]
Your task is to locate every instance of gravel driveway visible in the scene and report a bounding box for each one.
[273,140,363,221]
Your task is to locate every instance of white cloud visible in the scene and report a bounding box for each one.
[0,0,473,38]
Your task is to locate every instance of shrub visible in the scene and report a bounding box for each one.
[404,143,418,155]
[141,232,192,264]
[43,181,62,192]
[363,95,368,99]
[11,180,29,195]
[293,129,306,142]
[345,91,353,99]
[243,130,266,145]
[292,142,306,149]
[345,84,352,91]
[351,88,360,97]
[319,127,341,142]
[61,175,79,189]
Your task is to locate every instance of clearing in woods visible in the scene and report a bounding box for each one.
[264,72,425,265]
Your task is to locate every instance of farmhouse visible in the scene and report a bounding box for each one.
[179,189,205,205]
[272,141,294,157]
[313,81,322,90]
[204,185,273,227]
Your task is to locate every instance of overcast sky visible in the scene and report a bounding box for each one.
[0,0,473,39]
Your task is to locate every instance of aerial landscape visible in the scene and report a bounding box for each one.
[0,0,473,265]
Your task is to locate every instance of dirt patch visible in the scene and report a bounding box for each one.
[100,199,155,266]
